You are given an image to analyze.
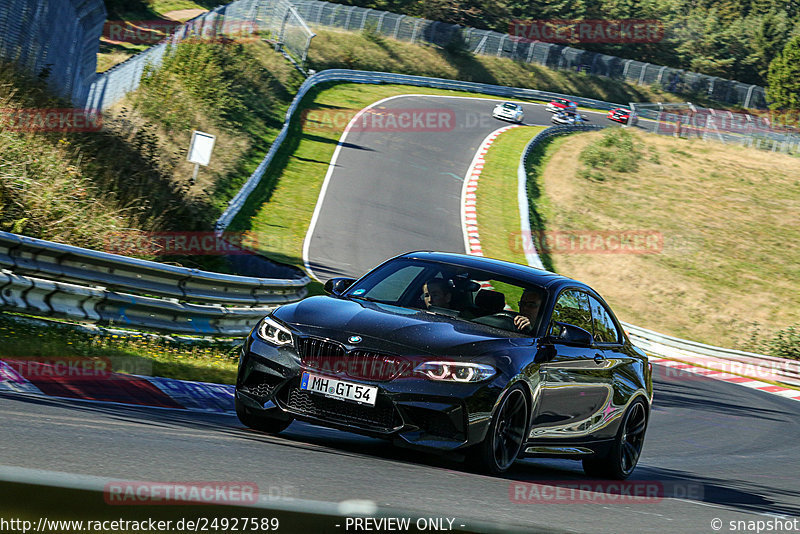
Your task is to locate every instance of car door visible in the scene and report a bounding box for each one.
[588,294,639,395]
[530,289,615,439]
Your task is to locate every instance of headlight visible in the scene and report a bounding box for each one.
[414,361,496,382]
[257,317,293,346]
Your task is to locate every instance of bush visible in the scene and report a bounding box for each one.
[762,324,800,360]
[578,128,641,179]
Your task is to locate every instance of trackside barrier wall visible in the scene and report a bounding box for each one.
[0,0,106,104]
[290,0,768,110]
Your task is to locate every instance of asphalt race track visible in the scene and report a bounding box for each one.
[4,96,800,533]
[2,369,800,532]
[303,96,616,280]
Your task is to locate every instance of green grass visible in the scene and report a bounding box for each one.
[0,315,239,384]
[473,125,544,266]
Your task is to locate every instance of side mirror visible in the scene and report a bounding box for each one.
[551,321,593,347]
[323,277,356,296]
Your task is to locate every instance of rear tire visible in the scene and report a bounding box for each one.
[582,398,648,480]
[236,398,292,434]
[468,385,529,475]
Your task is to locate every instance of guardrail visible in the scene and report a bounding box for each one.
[0,231,307,305]
[214,68,625,232]
[0,231,309,335]
[0,269,275,336]
[513,124,789,374]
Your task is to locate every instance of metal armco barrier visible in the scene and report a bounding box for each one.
[214,68,625,232]
[0,231,308,305]
[0,269,274,336]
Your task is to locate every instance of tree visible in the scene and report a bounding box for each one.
[767,34,800,112]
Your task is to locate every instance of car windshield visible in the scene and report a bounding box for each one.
[502,103,517,110]
[345,258,546,335]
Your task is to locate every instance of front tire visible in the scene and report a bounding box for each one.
[236,398,293,434]
[468,385,529,475]
[583,398,648,480]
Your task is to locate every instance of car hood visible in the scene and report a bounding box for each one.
[272,296,532,357]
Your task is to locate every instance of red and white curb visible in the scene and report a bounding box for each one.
[460,124,520,258]
[459,125,800,403]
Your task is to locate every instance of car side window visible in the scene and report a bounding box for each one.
[550,289,593,335]
[588,296,621,344]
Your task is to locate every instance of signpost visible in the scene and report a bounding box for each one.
[187,131,216,184]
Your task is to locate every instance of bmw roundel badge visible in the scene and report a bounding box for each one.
[348,335,362,344]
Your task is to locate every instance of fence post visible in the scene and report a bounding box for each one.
[393,14,405,38]
[377,11,388,34]
[527,40,536,63]
[410,18,422,43]
[743,84,756,109]
[497,34,508,57]
[656,66,667,85]
[360,9,372,30]
[638,63,649,85]
[342,6,354,30]
[314,2,325,24]
[276,8,290,52]
[622,59,633,79]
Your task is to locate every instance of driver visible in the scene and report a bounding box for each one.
[514,288,544,333]
[422,279,453,310]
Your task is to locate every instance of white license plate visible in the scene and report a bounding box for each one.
[300,372,378,406]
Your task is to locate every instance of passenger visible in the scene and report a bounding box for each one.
[514,289,544,332]
[422,279,453,310]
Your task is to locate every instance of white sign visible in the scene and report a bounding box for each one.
[187,131,216,166]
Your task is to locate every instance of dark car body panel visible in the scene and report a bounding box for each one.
[236,252,652,461]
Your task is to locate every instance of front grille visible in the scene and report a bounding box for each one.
[297,336,407,381]
[241,370,284,399]
[285,387,401,431]
[296,337,345,360]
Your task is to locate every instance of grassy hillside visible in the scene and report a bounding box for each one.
[1,40,302,265]
[525,128,799,352]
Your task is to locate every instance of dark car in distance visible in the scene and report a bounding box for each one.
[236,252,653,478]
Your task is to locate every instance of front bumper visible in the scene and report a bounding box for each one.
[236,334,505,451]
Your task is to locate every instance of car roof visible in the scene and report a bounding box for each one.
[397,251,588,293]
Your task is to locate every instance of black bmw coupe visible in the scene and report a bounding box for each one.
[236,252,653,478]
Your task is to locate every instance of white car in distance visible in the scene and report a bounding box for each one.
[492,102,524,124]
